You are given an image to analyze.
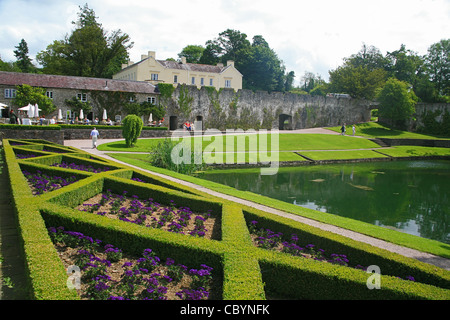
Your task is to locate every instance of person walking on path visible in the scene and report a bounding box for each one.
[90,127,99,149]
[352,124,356,136]
[340,123,346,135]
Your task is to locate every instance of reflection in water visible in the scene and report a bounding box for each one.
[201,161,450,244]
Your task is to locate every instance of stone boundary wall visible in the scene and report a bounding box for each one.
[415,103,450,126]
[62,128,170,140]
[166,86,374,130]
[378,138,450,148]
[0,129,64,145]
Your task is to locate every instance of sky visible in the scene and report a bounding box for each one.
[0,0,449,84]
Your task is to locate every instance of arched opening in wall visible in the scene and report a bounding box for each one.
[195,115,203,131]
[169,116,178,130]
[279,114,293,130]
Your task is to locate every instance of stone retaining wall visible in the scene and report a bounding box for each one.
[378,138,450,148]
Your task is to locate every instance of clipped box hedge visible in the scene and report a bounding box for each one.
[2,138,450,300]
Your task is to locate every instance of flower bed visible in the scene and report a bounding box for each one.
[48,226,216,300]
[51,161,111,173]
[249,220,416,282]
[76,190,219,240]
[22,169,79,195]
[16,153,38,159]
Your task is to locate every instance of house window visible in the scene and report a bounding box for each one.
[200,78,204,86]
[147,97,156,104]
[225,80,232,88]
[77,93,87,102]
[129,96,135,102]
[151,73,159,81]
[174,75,178,83]
[209,79,213,86]
[191,77,195,85]
[4,88,16,99]
[46,91,53,99]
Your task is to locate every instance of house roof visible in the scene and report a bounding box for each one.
[0,71,158,94]
[157,60,227,74]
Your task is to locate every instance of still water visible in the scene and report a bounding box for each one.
[200,160,450,244]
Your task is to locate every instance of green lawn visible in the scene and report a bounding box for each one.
[97,133,381,152]
[377,146,450,157]
[328,122,450,140]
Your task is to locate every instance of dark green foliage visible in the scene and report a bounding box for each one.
[121,114,143,147]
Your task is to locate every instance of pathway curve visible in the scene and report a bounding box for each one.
[64,128,450,271]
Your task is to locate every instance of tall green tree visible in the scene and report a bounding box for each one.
[345,44,390,71]
[13,39,34,73]
[240,35,286,92]
[425,39,450,96]
[329,64,387,100]
[199,30,291,92]
[385,44,424,85]
[376,78,418,129]
[328,44,388,100]
[37,3,133,78]
[178,45,204,63]
[0,56,21,72]
[13,84,56,115]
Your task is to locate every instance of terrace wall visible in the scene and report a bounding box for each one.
[0,127,170,145]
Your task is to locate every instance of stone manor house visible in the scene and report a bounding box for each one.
[113,51,242,91]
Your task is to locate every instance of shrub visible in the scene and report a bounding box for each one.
[122,115,143,147]
[148,139,206,175]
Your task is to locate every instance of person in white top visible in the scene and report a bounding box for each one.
[90,127,100,149]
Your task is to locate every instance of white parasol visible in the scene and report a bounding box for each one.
[149,113,153,123]
[0,102,7,109]
[102,109,107,120]
[34,104,39,118]
[79,109,84,120]
[29,105,35,118]
[58,109,63,121]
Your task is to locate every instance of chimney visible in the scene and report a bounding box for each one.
[181,57,187,64]
[148,51,156,59]
[217,62,224,68]
[141,54,148,60]
[227,60,235,67]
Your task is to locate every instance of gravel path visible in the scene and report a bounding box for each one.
[64,128,450,271]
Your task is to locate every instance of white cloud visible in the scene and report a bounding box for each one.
[0,0,448,84]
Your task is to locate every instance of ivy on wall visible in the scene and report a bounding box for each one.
[417,109,450,136]
[90,91,136,119]
[177,84,194,118]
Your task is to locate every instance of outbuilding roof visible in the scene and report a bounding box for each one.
[0,71,158,94]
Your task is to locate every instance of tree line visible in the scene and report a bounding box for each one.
[1,4,448,106]
[1,4,294,93]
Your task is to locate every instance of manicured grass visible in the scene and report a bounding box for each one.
[107,151,306,165]
[328,122,450,140]
[97,133,382,153]
[377,146,450,157]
